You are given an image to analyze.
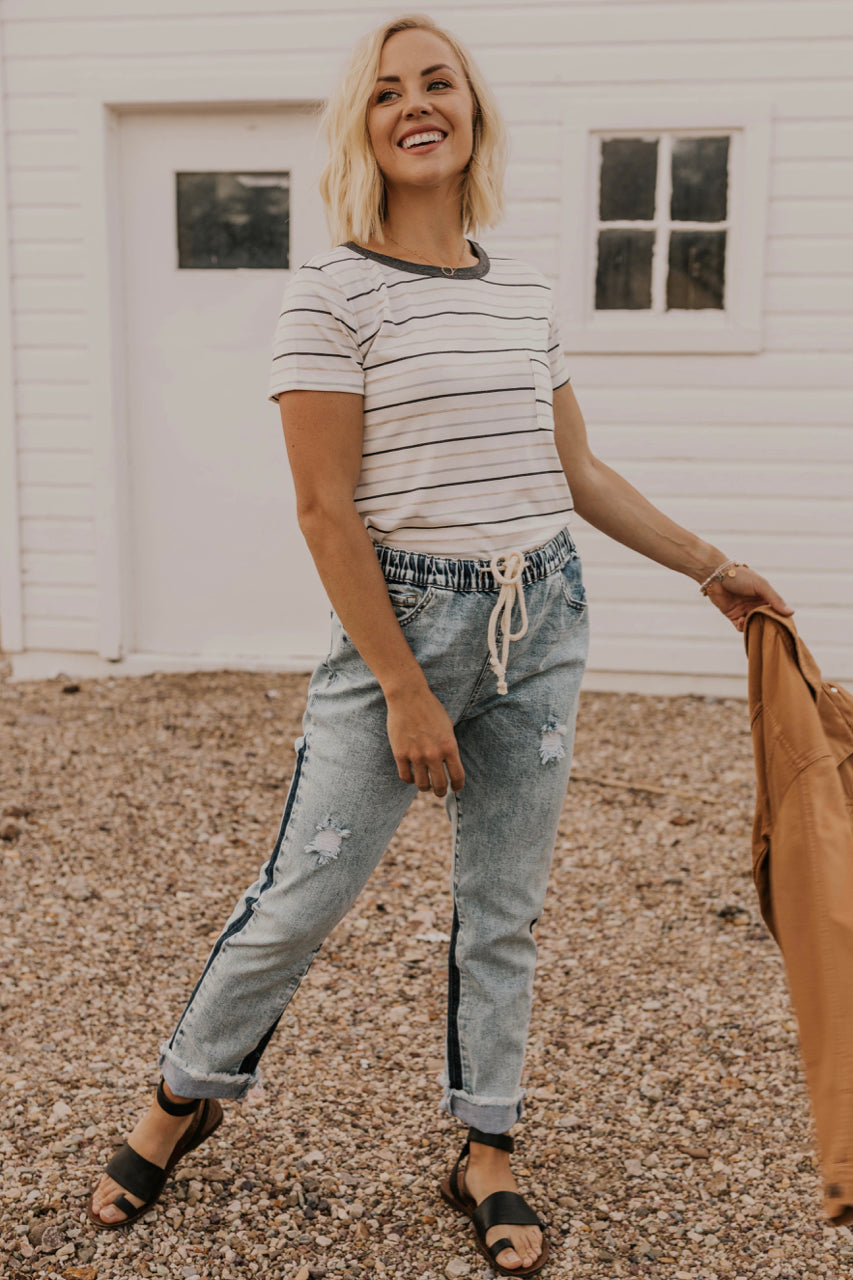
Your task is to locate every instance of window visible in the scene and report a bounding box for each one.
[559,98,771,353]
[595,134,729,313]
[176,172,289,269]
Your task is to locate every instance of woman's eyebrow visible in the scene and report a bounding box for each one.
[376,63,454,84]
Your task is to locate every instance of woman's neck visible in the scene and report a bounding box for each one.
[365,188,476,269]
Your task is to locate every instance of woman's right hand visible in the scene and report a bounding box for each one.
[386,686,465,798]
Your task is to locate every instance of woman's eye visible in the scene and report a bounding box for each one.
[374,79,449,104]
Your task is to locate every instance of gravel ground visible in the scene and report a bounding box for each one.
[1,666,851,1280]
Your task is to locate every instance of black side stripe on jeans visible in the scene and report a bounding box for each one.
[237,942,321,1077]
[168,739,308,1048]
[446,905,464,1090]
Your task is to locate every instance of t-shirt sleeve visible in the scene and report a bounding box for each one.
[548,299,570,390]
[267,265,364,403]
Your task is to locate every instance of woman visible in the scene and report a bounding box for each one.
[88,13,792,1276]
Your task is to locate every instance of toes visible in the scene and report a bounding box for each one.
[97,1204,128,1224]
[493,1229,542,1270]
[91,1178,112,1213]
[91,1176,140,1223]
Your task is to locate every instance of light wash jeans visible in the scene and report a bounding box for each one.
[160,528,589,1134]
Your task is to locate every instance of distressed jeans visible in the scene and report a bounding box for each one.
[160,528,589,1134]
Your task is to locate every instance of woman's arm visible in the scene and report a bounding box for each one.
[279,388,464,796]
[552,382,793,630]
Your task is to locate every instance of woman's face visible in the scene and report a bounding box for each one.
[367,28,476,198]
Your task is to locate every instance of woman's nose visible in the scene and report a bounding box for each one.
[403,96,432,118]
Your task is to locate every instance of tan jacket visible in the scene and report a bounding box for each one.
[745,607,853,1225]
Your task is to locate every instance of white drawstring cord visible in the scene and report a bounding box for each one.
[487,550,529,695]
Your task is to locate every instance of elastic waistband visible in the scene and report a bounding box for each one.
[374,528,577,592]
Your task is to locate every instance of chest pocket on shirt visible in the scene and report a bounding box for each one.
[528,355,555,433]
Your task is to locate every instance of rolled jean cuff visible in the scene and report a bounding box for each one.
[439,1085,525,1134]
[158,1041,261,1101]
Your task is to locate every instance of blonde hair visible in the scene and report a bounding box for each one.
[318,13,508,246]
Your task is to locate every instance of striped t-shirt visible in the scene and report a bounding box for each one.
[267,240,574,557]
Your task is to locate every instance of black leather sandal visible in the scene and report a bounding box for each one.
[439,1127,550,1277]
[86,1079,223,1230]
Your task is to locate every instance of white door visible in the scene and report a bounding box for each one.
[119,105,330,663]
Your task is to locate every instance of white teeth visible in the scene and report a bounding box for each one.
[401,131,445,149]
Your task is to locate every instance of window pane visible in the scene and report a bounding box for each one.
[599,138,658,221]
[670,137,729,223]
[596,229,654,309]
[176,172,290,269]
[667,230,726,309]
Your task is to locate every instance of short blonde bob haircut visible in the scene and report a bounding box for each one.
[318,14,508,247]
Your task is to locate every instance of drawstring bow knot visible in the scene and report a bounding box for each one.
[487,550,529,695]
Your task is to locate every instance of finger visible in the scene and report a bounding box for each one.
[411,763,432,792]
[430,764,449,798]
[424,753,451,797]
[738,573,794,617]
[446,751,465,792]
[396,757,415,785]
[765,591,794,616]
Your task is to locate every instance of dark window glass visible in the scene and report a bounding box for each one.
[667,230,726,309]
[670,137,729,223]
[595,229,655,310]
[599,138,658,222]
[176,172,289,269]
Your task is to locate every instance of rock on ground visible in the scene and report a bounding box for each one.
[0,670,849,1279]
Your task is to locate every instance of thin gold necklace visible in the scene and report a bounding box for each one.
[382,233,470,277]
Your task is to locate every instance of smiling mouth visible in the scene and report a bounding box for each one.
[399,130,446,150]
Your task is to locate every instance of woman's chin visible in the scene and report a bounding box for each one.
[384,164,467,195]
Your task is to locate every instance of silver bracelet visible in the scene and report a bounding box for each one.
[700,559,748,596]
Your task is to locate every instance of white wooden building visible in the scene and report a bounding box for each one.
[1,0,851,693]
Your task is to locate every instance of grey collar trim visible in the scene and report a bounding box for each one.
[344,239,490,279]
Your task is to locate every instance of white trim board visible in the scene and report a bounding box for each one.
[8,648,749,699]
[9,649,323,682]
[559,94,773,354]
[77,62,330,660]
[0,24,23,654]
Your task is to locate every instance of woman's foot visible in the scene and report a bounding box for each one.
[89,1085,198,1225]
[460,1140,543,1271]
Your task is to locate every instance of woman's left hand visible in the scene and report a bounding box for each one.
[704,566,794,633]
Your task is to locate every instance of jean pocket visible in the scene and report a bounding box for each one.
[559,558,587,611]
[386,584,436,627]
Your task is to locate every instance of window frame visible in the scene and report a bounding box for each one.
[559,96,772,354]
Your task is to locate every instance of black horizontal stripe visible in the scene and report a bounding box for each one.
[280,305,358,336]
[359,325,382,349]
[355,468,566,504]
[272,350,360,364]
[385,273,447,291]
[348,285,384,302]
[362,425,547,460]
[477,276,549,290]
[366,505,573,534]
[381,272,549,292]
[364,385,533,416]
[366,346,543,372]
[375,309,550,327]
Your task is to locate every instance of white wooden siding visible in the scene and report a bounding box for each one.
[2,0,852,684]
